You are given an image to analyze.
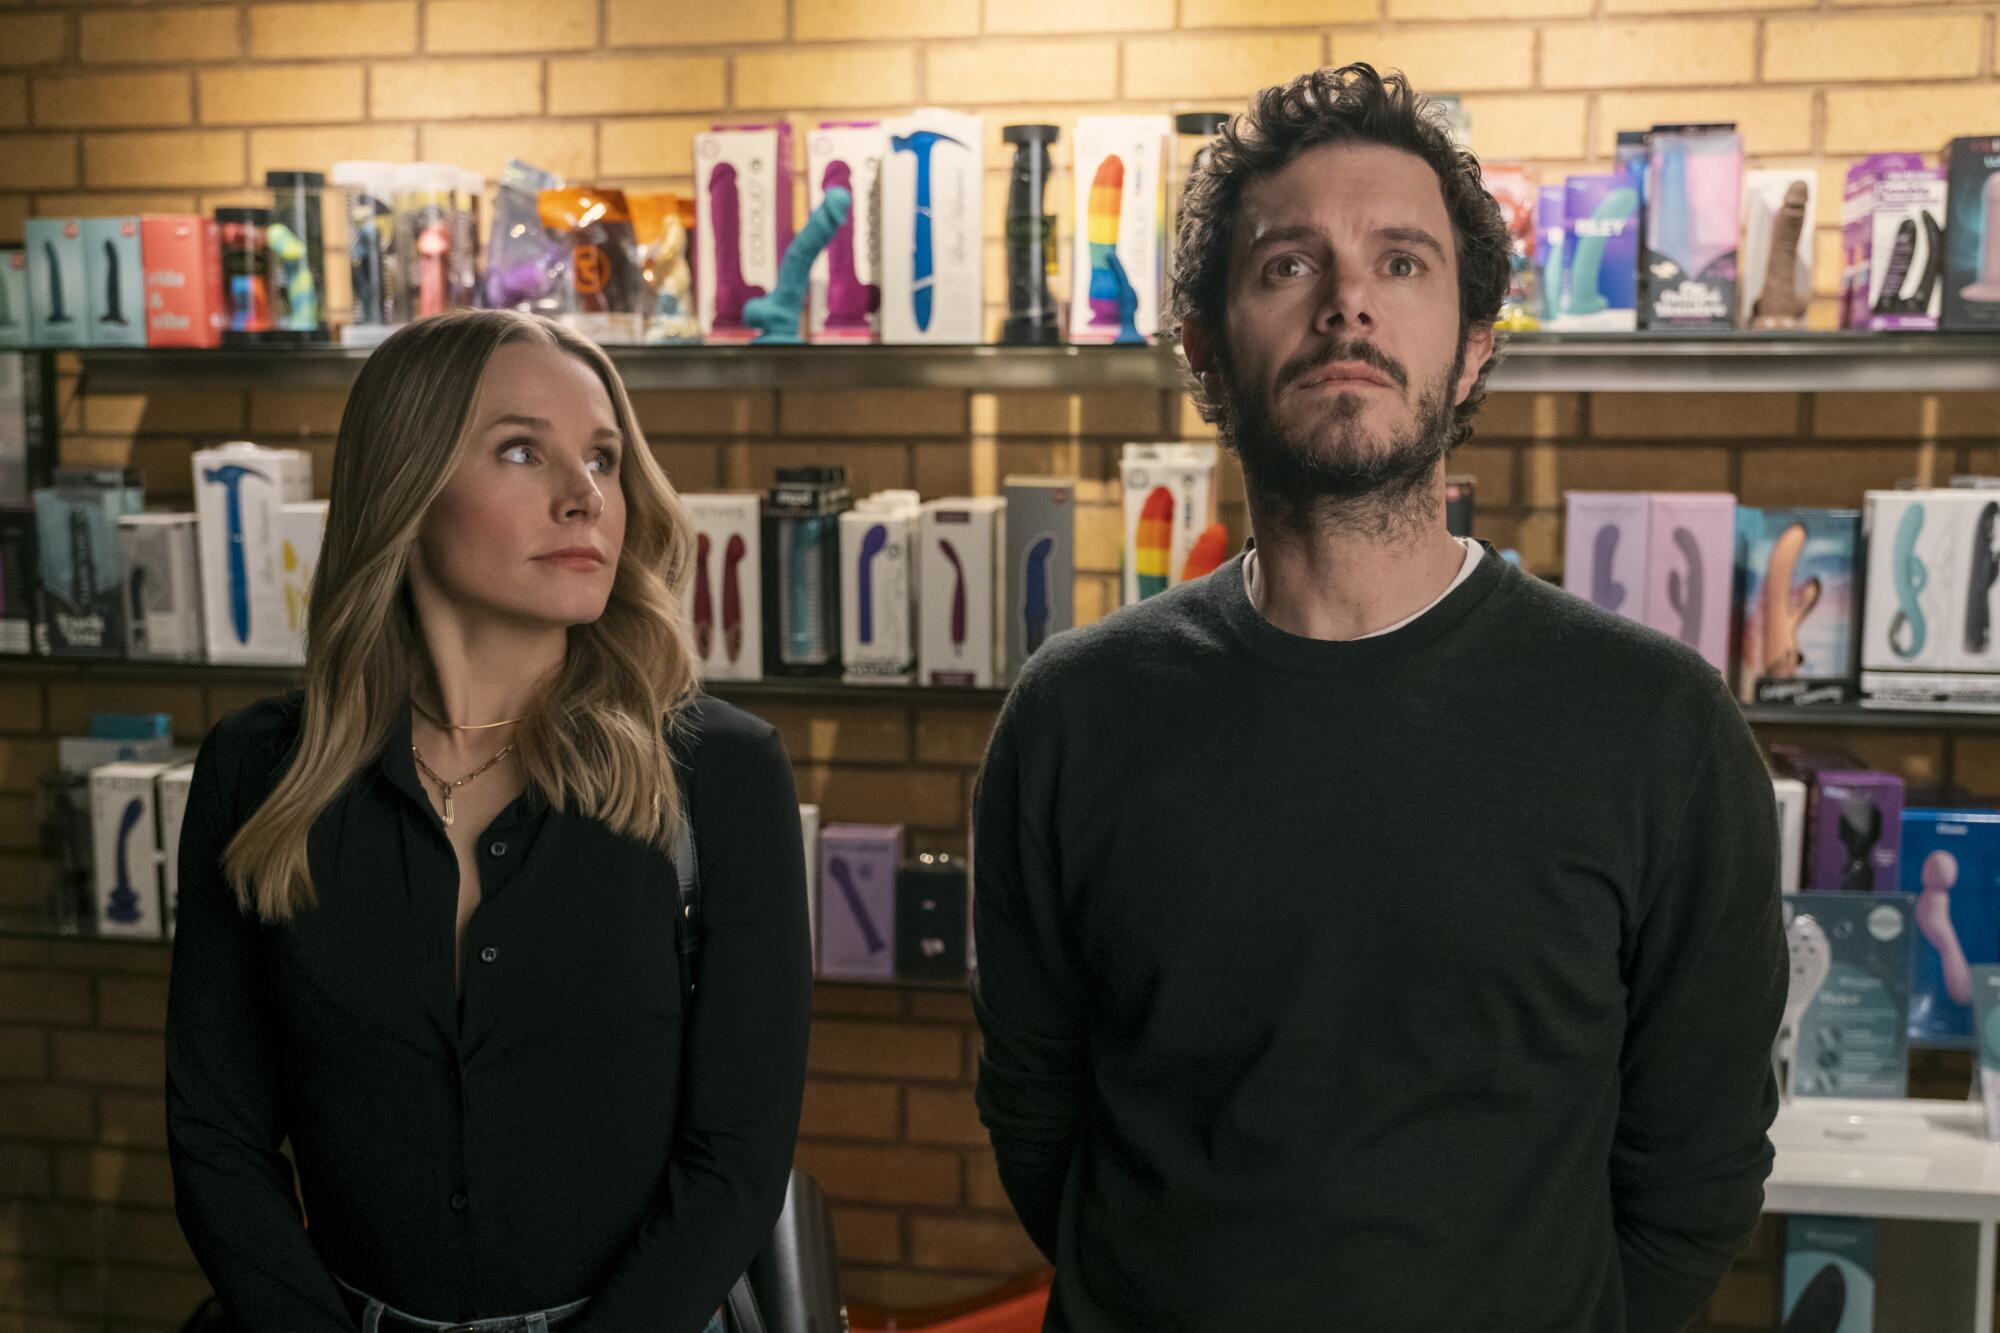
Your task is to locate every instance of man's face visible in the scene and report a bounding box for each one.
[1190,141,1493,506]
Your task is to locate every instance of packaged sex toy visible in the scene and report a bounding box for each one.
[1642,124,1741,330]
[1781,892,1912,1098]
[839,491,919,684]
[1482,164,1538,331]
[628,190,699,344]
[696,124,795,344]
[1734,508,1859,705]
[536,187,644,344]
[1942,135,2000,332]
[483,159,567,316]
[1899,808,2000,1046]
[1551,175,1638,331]
[1842,154,1945,332]
[682,493,763,682]
[881,108,982,344]
[1742,170,1814,330]
[807,122,885,343]
[763,467,851,678]
[1069,116,1171,345]
[919,497,1005,688]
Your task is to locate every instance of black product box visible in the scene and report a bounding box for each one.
[0,506,37,655]
[762,466,852,678]
[1444,477,1474,539]
[1942,135,2000,332]
[32,466,143,657]
[896,851,969,982]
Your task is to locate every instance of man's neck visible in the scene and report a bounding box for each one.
[1245,479,1468,642]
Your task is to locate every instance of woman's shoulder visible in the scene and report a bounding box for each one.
[204,689,306,763]
[671,694,782,772]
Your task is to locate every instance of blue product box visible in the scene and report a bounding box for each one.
[0,248,26,349]
[81,218,145,348]
[1734,508,1860,706]
[1783,1215,1873,1333]
[1784,892,1913,1099]
[32,467,144,657]
[1898,809,2000,1047]
[1555,175,1638,331]
[25,218,89,347]
[1643,125,1742,330]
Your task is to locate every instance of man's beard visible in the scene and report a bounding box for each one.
[1215,337,1464,538]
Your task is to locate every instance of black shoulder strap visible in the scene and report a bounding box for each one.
[671,807,700,1010]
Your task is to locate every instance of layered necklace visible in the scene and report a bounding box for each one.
[410,697,523,828]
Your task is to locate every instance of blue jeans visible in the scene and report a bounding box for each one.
[336,1272,728,1333]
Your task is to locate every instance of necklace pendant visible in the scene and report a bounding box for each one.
[441,787,455,827]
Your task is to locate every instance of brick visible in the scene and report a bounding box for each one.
[984,0,1174,32]
[58,1258,211,1317]
[425,0,595,54]
[250,1,418,58]
[1121,33,1325,101]
[78,391,244,437]
[93,976,166,1034]
[245,388,348,436]
[723,441,911,496]
[735,48,917,112]
[1738,445,1928,509]
[85,130,244,189]
[0,1199,193,1266]
[758,703,911,764]
[780,390,963,437]
[0,794,36,853]
[845,1268,994,1310]
[54,1148,174,1208]
[831,1205,903,1264]
[1823,84,1998,156]
[1814,393,2000,441]
[811,984,906,1017]
[95,1091,167,1150]
[0,971,92,1026]
[792,1141,961,1206]
[925,39,1118,106]
[33,73,191,129]
[0,1087,93,1142]
[798,1079,901,1141]
[915,708,998,766]
[79,7,238,65]
[964,1149,1009,1210]
[1075,504,1121,572]
[0,76,22,130]
[51,1030,163,1090]
[1397,0,1587,14]
[1608,0,1805,12]
[0,1256,60,1312]
[46,681,206,740]
[597,115,711,179]
[1704,1264,1781,1326]
[1590,393,1800,440]
[1596,90,1814,156]
[547,55,726,116]
[202,64,366,128]
[1530,445,1731,505]
[0,14,65,68]
[250,124,414,180]
[369,59,541,121]
[1328,26,1535,93]
[794,763,965,829]
[808,1019,963,1080]
[46,942,172,977]
[1449,444,1516,509]
[1450,94,1587,161]
[650,443,723,492]
[607,0,787,46]
[0,134,73,188]
[0,735,53,795]
[907,991,975,1022]
[1767,15,1984,83]
[420,120,595,182]
[1540,21,1755,90]
[32,190,197,219]
[908,1214,1045,1274]
[0,682,43,733]
[1191,0,1375,21]
[0,1024,45,1080]
[0,858,46,912]
[904,1086,986,1147]
[797,0,978,40]
[630,390,777,437]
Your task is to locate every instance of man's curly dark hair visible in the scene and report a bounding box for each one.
[1168,63,1512,453]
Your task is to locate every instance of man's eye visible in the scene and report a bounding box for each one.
[1265,254,1309,280]
[1387,254,1424,278]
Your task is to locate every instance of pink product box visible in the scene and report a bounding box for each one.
[817,822,902,980]
[1641,493,1736,674]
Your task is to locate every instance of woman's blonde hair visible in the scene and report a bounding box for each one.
[225,309,699,921]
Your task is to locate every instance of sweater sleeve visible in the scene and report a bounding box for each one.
[166,723,356,1333]
[971,692,1089,1262]
[576,720,812,1333]
[1613,693,1787,1333]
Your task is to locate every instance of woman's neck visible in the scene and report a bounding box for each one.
[412,609,566,750]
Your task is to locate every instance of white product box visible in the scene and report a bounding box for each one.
[919,498,1005,687]
[684,493,763,681]
[880,109,983,345]
[118,513,204,661]
[1860,489,1970,677]
[157,762,193,936]
[58,735,177,775]
[91,760,171,937]
[1119,443,1218,606]
[840,496,919,684]
[695,125,794,343]
[278,500,327,664]
[1642,492,1736,674]
[1949,491,2000,676]
[192,442,313,664]
[1741,171,1816,329]
[1773,775,1806,893]
[1069,116,1172,345]
[1563,491,1651,621]
[808,122,887,343]
[801,802,821,963]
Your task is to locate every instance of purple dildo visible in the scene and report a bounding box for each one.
[821,160,875,330]
[708,163,765,330]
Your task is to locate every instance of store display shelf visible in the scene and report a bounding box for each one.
[64,332,2000,396]
[1741,702,2000,732]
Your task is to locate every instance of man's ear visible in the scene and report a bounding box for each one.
[1181,317,1221,395]
[1454,322,1496,407]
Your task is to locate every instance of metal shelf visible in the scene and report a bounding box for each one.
[1742,702,2000,732]
[65,332,2000,396]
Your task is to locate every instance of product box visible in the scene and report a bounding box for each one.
[33,468,145,657]
[839,494,919,684]
[1783,892,1913,1098]
[1741,170,1815,330]
[1942,135,2000,332]
[1735,508,1860,705]
[1553,175,1639,331]
[0,248,29,349]
[192,443,313,664]
[880,108,983,345]
[1774,776,1807,894]
[1860,490,1967,680]
[157,761,193,936]
[1641,126,1740,330]
[140,215,225,349]
[1120,443,1219,606]
[807,122,886,343]
[764,468,851,677]
[896,850,969,982]
[1445,477,1475,538]
[1003,477,1076,678]
[26,218,88,347]
[694,124,795,343]
[1563,492,1649,619]
[1975,965,2000,1139]
[59,734,177,775]
[1806,770,1903,894]
[1069,116,1172,345]
[1899,809,2000,1047]
[818,823,902,980]
[800,803,820,960]
[1642,492,1734,672]
[1535,186,1566,324]
[1842,155,1947,332]
[683,493,764,682]
[1482,164,1538,329]
[80,218,145,348]
[91,760,171,938]
[118,513,203,661]
[0,507,37,654]
[1782,1216,1874,1333]
[919,497,1005,688]
[278,500,327,661]
[1615,132,1650,319]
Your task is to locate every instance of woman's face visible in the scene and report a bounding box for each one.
[413,341,628,633]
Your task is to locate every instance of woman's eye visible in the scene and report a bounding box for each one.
[500,440,535,463]
[589,452,619,474]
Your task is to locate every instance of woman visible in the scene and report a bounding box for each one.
[166,309,811,1333]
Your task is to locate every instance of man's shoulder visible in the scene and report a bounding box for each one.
[1013,571,1233,703]
[1502,568,1734,723]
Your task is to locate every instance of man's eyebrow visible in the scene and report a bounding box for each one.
[1243,224,1324,254]
[1378,226,1446,258]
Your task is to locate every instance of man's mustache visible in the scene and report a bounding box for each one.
[1275,340,1410,394]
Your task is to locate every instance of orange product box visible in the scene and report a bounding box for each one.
[141,215,224,348]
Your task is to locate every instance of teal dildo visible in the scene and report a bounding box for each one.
[744,187,852,345]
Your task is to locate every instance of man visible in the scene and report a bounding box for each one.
[972,64,1785,1332]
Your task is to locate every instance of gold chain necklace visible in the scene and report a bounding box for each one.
[411,743,517,828]
[412,697,524,731]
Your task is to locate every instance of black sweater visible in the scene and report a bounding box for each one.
[972,550,1785,1333]
[165,693,810,1333]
